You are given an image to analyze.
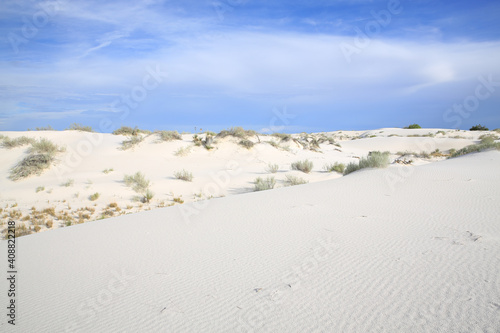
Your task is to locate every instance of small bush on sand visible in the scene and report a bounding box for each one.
[142,189,154,203]
[449,142,500,158]
[36,186,45,193]
[217,127,257,139]
[323,162,345,173]
[174,146,192,157]
[28,138,63,155]
[271,133,293,141]
[344,151,390,175]
[479,134,498,144]
[291,159,313,173]
[239,139,254,149]
[284,174,308,186]
[89,192,100,201]
[9,154,54,181]
[121,136,143,150]
[1,136,35,149]
[61,179,74,187]
[254,176,276,191]
[67,123,94,132]
[470,124,489,131]
[404,124,422,129]
[124,172,151,193]
[102,168,114,174]
[174,169,193,182]
[266,163,279,173]
[157,130,182,142]
[113,126,136,135]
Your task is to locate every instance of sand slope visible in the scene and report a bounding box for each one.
[1,150,499,332]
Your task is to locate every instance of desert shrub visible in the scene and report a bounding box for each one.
[124,172,151,192]
[174,169,193,182]
[217,127,257,139]
[470,124,489,131]
[3,224,32,238]
[449,141,500,158]
[479,134,498,144]
[61,179,74,187]
[284,174,308,186]
[35,125,54,131]
[254,176,276,191]
[113,126,136,135]
[1,136,36,149]
[239,139,254,149]
[344,151,390,175]
[142,189,154,203]
[67,123,93,132]
[9,154,54,180]
[121,136,143,150]
[157,130,182,142]
[174,146,192,157]
[173,197,184,204]
[89,192,100,201]
[266,163,279,173]
[291,159,313,173]
[323,162,345,173]
[36,186,45,193]
[28,138,62,155]
[102,168,114,174]
[448,148,456,155]
[46,221,53,228]
[404,124,422,129]
[436,131,446,135]
[271,133,292,141]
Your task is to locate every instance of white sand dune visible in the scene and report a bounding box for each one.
[1,145,499,332]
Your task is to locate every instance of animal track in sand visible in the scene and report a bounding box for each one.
[433,231,482,245]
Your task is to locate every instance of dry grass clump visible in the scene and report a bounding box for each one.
[174,146,192,157]
[271,133,293,142]
[9,153,55,181]
[173,197,184,204]
[479,134,498,144]
[113,126,151,136]
[1,136,36,149]
[254,176,276,191]
[239,139,255,149]
[102,168,114,174]
[217,127,257,139]
[89,192,100,201]
[284,174,308,186]
[449,141,500,158]
[323,162,345,173]
[344,151,390,175]
[266,163,279,173]
[291,159,314,173]
[174,169,193,182]
[157,130,182,142]
[121,136,143,150]
[28,138,64,155]
[61,179,74,187]
[124,172,154,202]
[3,223,32,238]
[67,123,94,132]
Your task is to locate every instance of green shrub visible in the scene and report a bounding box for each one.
[102,168,114,174]
[449,142,500,158]
[436,131,446,135]
[470,124,489,131]
[113,126,135,135]
[266,163,279,173]
[121,136,143,150]
[28,138,62,155]
[61,179,74,187]
[36,186,45,193]
[239,139,254,149]
[323,162,345,173]
[1,136,36,149]
[67,123,94,132]
[217,127,257,139]
[124,172,151,193]
[291,159,313,173]
[479,134,498,144]
[142,189,154,203]
[284,174,308,186]
[9,154,54,180]
[157,130,182,142]
[271,133,292,141]
[404,124,422,129]
[344,151,390,175]
[89,192,100,201]
[254,176,276,191]
[174,169,193,182]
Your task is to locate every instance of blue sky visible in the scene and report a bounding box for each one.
[1,0,500,133]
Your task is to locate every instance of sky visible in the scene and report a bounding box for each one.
[1,0,500,133]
